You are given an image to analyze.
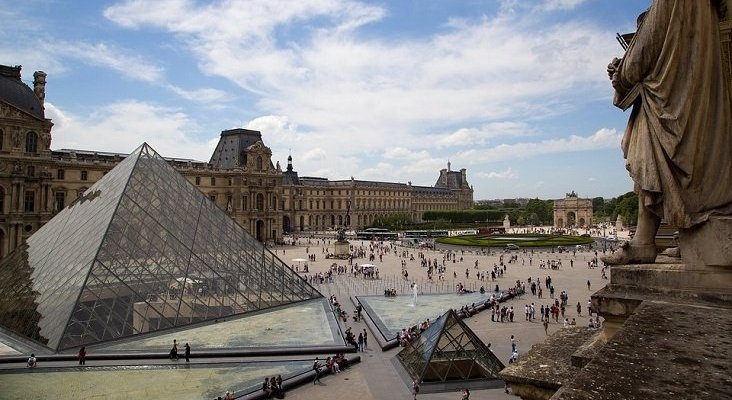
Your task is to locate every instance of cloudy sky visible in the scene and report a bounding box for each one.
[2,0,647,200]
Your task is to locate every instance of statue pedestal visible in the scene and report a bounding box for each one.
[333,241,350,258]
[680,216,732,268]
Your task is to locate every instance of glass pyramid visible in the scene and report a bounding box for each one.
[0,143,321,352]
[396,309,505,383]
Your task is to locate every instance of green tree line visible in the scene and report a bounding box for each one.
[368,192,639,230]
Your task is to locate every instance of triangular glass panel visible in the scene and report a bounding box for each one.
[0,143,321,352]
[396,309,505,384]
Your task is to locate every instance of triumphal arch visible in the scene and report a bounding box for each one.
[553,191,592,228]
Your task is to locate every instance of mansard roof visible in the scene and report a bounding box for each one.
[0,65,44,120]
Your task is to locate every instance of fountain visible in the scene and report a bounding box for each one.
[412,282,418,306]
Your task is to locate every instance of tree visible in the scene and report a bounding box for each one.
[592,197,605,216]
[525,198,552,224]
[616,192,639,226]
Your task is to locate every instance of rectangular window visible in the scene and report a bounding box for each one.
[195,176,201,185]
[24,191,35,212]
[211,177,216,186]
[228,178,233,186]
[26,166,34,177]
[57,169,65,180]
[80,170,88,181]
[54,191,66,212]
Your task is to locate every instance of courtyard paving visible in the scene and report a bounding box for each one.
[0,228,620,400]
[267,231,612,400]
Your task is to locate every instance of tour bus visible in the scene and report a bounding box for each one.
[403,230,449,238]
[356,228,398,241]
[448,229,478,236]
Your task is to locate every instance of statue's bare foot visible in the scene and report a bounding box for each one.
[660,247,680,258]
[601,241,657,265]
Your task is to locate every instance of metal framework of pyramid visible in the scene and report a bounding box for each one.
[396,309,504,383]
[0,143,321,352]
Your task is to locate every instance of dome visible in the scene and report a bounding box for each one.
[0,65,45,120]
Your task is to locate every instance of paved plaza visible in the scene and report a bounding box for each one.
[0,230,618,400]
[268,232,612,400]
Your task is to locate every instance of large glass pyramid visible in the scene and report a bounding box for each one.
[396,309,504,383]
[0,143,321,352]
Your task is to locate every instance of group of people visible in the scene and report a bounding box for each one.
[261,375,284,399]
[344,327,367,352]
[312,353,351,385]
[169,339,191,362]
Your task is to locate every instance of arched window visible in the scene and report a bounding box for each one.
[0,129,4,150]
[256,156,263,171]
[25,132,38,153]
[256,193,264,210]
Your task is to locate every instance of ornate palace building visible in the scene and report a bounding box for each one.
[0,65,474,257]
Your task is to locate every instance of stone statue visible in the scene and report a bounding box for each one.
[603,1,732,264]
[33,71,47,106]
[335,199,352,243]
[336,227,346,242]
[12,129,22,148]
[39,131,50,149]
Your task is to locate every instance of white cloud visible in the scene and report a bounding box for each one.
[455,128,621,162]
[47,41,164,83]
[434,122,535,148]
[167,85,227,103]
[383,147,431,160]
[476,168,518,180]
[302,147,327,162]
[45,100,212,161]
[542,0,587,11]
[101,0,617,159]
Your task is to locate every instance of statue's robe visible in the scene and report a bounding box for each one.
[615,0,732,228]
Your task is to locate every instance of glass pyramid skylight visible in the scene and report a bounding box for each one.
[0,143,321,351]
[396,309,505,383]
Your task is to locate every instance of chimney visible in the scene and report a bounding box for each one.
[33,71,47,108]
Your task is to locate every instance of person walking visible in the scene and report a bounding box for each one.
[184,343,191,362]
[411,379,420,400]
[78,346,87,365]
[362,328,368,350]
[357,332,364,352]
[312,357,322,384]
[169,339,179,361]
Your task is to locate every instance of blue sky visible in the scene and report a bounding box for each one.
[1,0,647,200]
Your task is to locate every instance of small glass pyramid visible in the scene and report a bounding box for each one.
[396,309,505,383]
[0,143,321,352]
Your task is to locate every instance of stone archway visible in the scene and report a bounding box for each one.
[299,216,305,231]
[283,216,291,233]
[554,192,593,228]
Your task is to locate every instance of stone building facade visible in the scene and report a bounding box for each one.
[0,65,474,257]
